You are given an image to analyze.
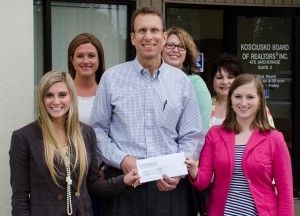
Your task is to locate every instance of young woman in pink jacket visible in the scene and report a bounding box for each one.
[186,74,294,216]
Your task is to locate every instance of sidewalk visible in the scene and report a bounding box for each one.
[295,198,300,215]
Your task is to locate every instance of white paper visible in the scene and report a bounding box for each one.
[136,152,187,183]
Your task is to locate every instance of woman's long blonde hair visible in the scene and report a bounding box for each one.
[37,71,87,192]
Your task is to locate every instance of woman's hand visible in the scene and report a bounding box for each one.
[123,168,140,187]
[185,156,198,180]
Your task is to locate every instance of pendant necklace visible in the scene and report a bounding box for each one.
[64,146,73,215]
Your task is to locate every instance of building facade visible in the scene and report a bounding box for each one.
[1,0,299,215]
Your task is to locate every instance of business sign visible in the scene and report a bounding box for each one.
[240,43,289,91]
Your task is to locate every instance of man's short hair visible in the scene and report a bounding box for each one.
[130,6,165,33]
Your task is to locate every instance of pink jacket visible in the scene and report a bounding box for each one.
[191,126,294,216]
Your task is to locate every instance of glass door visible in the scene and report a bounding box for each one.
[237,16,293,152]
[33,0,134,116]
[165,7,224,93]
[165,3,300,196]
[51,2,129,71]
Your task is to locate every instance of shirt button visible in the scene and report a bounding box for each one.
[57,194,64,200]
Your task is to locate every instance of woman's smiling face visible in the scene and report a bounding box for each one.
[44,81,70,124]
[162,34,186,70]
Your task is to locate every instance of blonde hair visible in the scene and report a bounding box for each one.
[222,74,273,133]
[37,70,87,192]
[165,27,199,73]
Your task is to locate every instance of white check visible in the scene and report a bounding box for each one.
[136,152,187,183]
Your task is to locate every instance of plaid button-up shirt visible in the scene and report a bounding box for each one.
[90,58,204,168]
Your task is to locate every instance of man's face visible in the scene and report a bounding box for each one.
[131,13,166,63]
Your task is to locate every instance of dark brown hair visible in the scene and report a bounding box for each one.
[212,52,244,78]
[68,33,105,84]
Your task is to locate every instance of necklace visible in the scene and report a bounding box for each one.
[64,146,73,215]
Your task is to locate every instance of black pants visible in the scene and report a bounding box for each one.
[100,166,198,216]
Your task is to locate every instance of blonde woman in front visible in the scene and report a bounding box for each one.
[9,71,139,216]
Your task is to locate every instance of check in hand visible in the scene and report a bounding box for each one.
[156,174,181,192]
[120,155,138,174]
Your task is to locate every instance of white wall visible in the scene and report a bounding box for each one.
[0,1,34,215]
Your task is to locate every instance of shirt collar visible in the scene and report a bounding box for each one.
[133,57,167,80]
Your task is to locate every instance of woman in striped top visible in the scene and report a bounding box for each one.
[186,74,294,215]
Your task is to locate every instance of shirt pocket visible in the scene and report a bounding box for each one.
[158,100,182,131]
[253,146,272,165]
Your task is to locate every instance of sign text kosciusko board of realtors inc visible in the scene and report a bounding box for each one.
[240,43,289,88]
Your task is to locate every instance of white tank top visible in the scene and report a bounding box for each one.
[77,95,95,124]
